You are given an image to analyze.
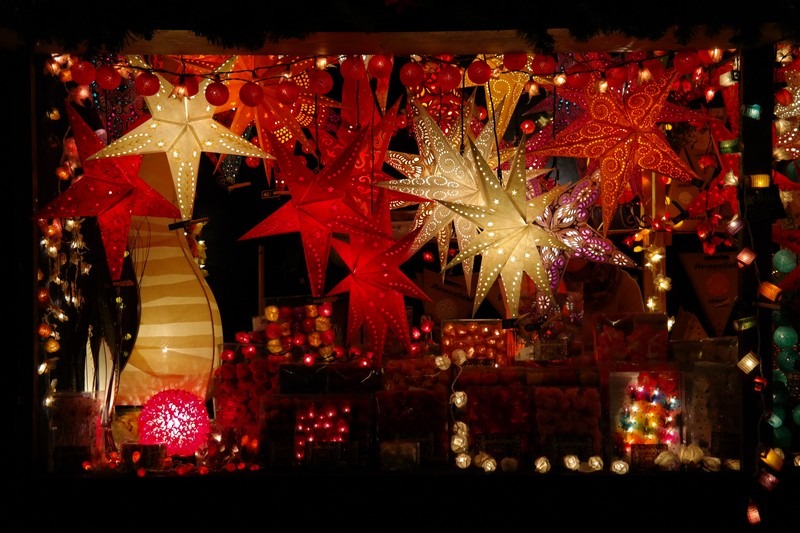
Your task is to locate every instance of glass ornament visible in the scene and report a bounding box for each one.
[773,425,793,450]
[773,325,798,349]
[773,248,797,273]
[776,349,799,373]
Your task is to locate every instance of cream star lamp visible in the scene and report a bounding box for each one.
[88,55,272,219]
[438,137,568,318]
[379,98,504,293]
[776,70,800,120]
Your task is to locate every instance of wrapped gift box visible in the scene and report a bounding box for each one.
[440,319,514,366]
[594,313,670,366]
[607,369,683,468]
[672,337,742,461]
[457,383,534,463]
[532,386,603,463]
[375,390,449,466]
[260,393,374,468]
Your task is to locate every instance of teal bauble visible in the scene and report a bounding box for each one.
[772,248,797,274]
[774,369,788,385]
[773,425,793,449]
[773,326,798,349]
[793,404,800,426]
[776,349,799,373]
[773,381,790,404]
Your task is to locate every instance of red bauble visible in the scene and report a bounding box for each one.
[368,54,393,78]
[235,331,252,344]
[307,69,334,95]
[776,87,794,107]
[437,63,462,93]
[319,301,333,317]
[673,51,700,74]
[245,156,261,168]
[95,65,121,91]
[138,389,210,457]
[503,53,528,72]
[467,59,492,85]
[605,65,628,88]
[399,61,425,88]
[220,348,236,362]
[320,329,336,344]
[341,56,367,80]
[239,81,264,106]
[520,119,536,135]
[565,68,591,89]
[71,60,96,86]
[266,323,283,339]
[204,80,229,106]
[134,71,160,97]
[530,54,556,75]
[642,58,667,80]
[276,80,300,105]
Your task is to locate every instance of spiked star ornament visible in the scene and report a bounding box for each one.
[530,70,699,234]
[35,103,180,280]
[239,128,387,298]
[775,70,800,120]
[88,55,272,219]
[327,231,431,358]
[379,98,504,293]
[438,137,568,319]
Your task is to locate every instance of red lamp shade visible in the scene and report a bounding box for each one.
[138,389,211,457]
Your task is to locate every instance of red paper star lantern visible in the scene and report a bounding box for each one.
[35,102,180,280]
[327,231,431,358]
[239,129,386,297]
[530,70,698,234]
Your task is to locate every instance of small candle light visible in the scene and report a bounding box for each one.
[455,453,471,469]
[534,456,551,474]
[611,460,629,475]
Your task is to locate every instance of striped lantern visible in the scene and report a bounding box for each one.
[115,216,222,406]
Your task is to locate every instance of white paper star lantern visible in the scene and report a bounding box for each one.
[88,55,272,219]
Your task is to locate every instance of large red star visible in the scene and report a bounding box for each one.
[530,70,699,234]
[35,102,180,280]
[238,129,386,297]
[327,230,431,357]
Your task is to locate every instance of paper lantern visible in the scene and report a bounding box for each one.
[115,217,223,406]
[534,456,551,473]
[138,388,210,457]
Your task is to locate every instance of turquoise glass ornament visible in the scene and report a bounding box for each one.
[793,404,800,426]
[773,381,790,404]
[773,425,793,449]
[773,326,798,349]
[776,349,799,373]
[772,248,797,274]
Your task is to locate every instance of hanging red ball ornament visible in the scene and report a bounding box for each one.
[503,53,528,72]
[565,68,591,89]
[71,60,96,86]
[520,119,536,135]
[307,69,334,95]
[235,331,252,344]
[239,81,264,106]
[341,56,367,80]
[245,156,261,168]
[95,65,121,91]
[368,54,393,78]
[437,63,462,93]
[276,80,300,105]
[134,71,161,97]
[399,61,425,88]
[776,87,794,107]
[605,65,628,88]
[204,80,229,106]
[530,54,556,75]
[673,51,700,74]
[467,59,492,85]
[642,58,667,80]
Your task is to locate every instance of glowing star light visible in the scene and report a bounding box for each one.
[379,98,503,292]
[88,55,272,219]
[439,137,568,318]
[530,70,698,234]
[35,102,180,280]
[327,231,431,357]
